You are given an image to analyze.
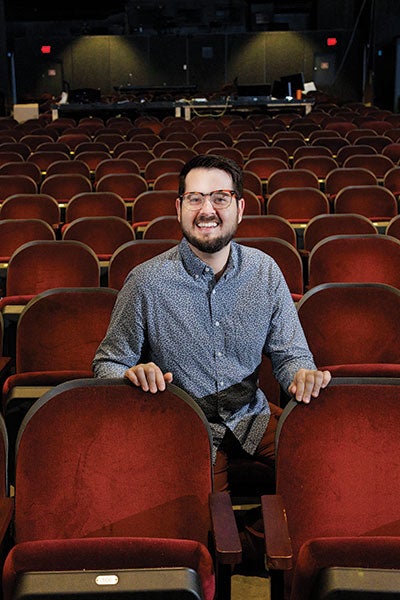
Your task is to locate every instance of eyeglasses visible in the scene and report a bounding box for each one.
[180,189,236,210]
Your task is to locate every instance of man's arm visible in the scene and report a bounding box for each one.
[263,262,330,400]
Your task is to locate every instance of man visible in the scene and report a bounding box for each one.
[93,154,331,492]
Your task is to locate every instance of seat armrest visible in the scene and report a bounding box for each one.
[0,497,14,542]
[209,491,242,565]
[261,494,293,570]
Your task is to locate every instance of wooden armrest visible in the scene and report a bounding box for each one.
[261,494,293,570]
[0,497,14,542]
[209,491,242,565]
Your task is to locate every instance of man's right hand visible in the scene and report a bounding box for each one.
[124,362,173,393]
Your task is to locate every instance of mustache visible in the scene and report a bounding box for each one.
[195,216,221,225]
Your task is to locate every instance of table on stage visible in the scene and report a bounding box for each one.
[52,97,315,121]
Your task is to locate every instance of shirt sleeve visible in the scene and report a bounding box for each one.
[263,260,317,393]
[92,271,145,378]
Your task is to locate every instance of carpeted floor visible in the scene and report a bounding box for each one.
[232,573,271,599]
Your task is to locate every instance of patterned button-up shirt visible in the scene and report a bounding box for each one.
[93,238,316,461]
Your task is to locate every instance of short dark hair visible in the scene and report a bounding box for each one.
[178,154,243,199]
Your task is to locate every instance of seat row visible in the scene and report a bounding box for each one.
[1,151,400,207]
[0,365,398,600]
[0,167,399,227]
[1,229,400,345]
[1,136,400,171]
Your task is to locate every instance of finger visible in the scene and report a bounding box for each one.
[310,370,324,397]
[133,365,151,392]
[304,371,323,402]
[146,364,163,393]
[294,371,306,402]
[321,370,332,388]
[148,364,173,392]
[124,367,140,386]
[164,372,173,384]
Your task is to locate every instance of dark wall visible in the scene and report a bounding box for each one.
[13,30,363,105]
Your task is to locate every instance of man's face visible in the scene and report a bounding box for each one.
[175,167,245,254]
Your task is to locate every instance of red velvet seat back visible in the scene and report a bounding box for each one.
[249,145,289,163]
[74,150,111,173]
[108,240,178,290]
[0,194,61,226]
[267,169,319,196]
[383,165,400,195]
[267,187,330,223]
[144,158,185,185]
[335,143,377,166]
[292,156,339,181]
[15,287,118,373]
[14,379,213,545]
[205,147,245,168]
[40,173,92,204]
[342,154,394,180]
[142,216,182,240]
[0,219,55,260]
[235,237,304,299]
[6,240,100,296]
[274,378,400,597]
[62,216,135,259]
[334,185,398,221]
[94,158,140,184]
[297,282,400,369]
[0,162,42,185]
[152,171,181,191]
[65,192,127,222]
[152,140,187,157]
[324,167,377,200]
[116,150,155,172]
[235,215,297,247]
[131,190,178,225]
[243,157,289,184]
[308,234,400,289]
[46,159,91,179]
[0,175,37,200]
[241,189,263,214]
[386,214,400,241]
[27,151,71,173]
[303,213,377,254]
[310,136,350,156]
[95,173,148,203]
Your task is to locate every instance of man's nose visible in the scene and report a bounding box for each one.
[199,195,216,213]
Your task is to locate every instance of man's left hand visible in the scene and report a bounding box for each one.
[288,369,331,403]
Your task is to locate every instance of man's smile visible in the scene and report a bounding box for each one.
[196,221,219,229]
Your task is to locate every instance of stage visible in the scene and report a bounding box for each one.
[52,97,315,121]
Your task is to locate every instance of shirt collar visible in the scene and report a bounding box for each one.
[178,237,239,280]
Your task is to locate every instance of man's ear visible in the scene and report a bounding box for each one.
[237,197,245,223]
[175,197,181,221]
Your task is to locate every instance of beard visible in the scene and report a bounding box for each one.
[181,216,238,254]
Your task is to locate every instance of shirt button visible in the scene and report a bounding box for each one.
[217,351,222,357]
[220,381,224,387]
[205,267,210,272]
[215,321,220,327]
[212,289,216,295]
[194,274,199,280]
